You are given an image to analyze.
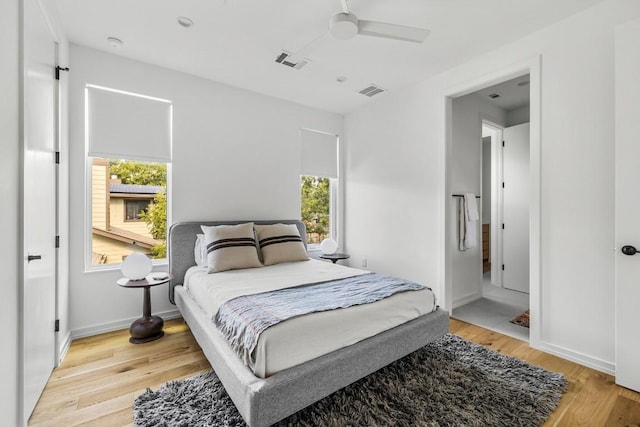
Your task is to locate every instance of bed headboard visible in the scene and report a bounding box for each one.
[167,220,307,304]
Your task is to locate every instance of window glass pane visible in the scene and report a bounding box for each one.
[301,176,331,244]
[125,200,150,220]
[90,157,167,265]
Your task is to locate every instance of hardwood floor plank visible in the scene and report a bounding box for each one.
[605,395,640,426]
[28,317,640,426]
[77,407,134,427]
[30,394,135,427]
[621,387,640,404]
[550,365,619,426]
[76,359,204,409]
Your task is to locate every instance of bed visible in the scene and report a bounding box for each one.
[168,220,449,427]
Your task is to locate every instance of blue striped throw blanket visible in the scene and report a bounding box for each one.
[214,273,425,366]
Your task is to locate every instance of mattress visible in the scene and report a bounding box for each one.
[184,259,437,378]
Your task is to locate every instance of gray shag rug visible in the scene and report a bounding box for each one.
[134,334,566,426]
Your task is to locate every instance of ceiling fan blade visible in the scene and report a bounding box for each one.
[330,0,349,14]
[357,20,430,43]
[288,32,329,63]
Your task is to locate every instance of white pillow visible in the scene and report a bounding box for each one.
[194,234,208,267]
[201,223,262,273]
[254,223,309,266]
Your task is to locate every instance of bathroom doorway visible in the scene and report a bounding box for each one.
[449,74,531,341]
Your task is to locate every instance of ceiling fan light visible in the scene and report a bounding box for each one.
[330,13,358,40]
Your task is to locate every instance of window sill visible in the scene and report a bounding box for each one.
[85,258,168,274]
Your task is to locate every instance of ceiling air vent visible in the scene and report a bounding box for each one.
[358,84,386,97]
[275,51,309,70]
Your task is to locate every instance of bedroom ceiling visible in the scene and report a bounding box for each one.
[51,0,605,114]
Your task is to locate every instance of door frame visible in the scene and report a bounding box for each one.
[442,55,541,348]
[481,120,504,288]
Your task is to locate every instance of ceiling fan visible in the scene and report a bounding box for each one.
[287,0,430,63]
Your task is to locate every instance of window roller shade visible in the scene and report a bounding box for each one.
[87,85,172,162]
[300,129,338,179]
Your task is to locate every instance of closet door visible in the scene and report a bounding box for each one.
[23,0,57,420]
[614,17,640,393]
[502,123,529,294]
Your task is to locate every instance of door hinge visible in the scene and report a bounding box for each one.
[55,151,60,164]
[502,182,505,188]
[55,66,69,80]
[501,264,505,271]
[502,140,505,147]
[502,223,505,230]
[55,235,60,248]
[54,319,60,332]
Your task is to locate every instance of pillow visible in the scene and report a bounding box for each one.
[194,234,208,267]
[201,223,262,273]
[254,223,309,266]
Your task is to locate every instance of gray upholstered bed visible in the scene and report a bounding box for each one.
[168,220,449,427]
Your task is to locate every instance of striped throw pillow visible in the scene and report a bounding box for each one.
[254,223,309,266]
[201,223,262,273]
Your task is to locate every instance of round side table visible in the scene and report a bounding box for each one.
[319,253,350,264]
[117,273,173,344]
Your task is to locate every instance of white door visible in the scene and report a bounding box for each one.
[615,17,640,393]
[502,123,530,293]
[23,0,57,419]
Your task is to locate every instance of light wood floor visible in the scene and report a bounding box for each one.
[29,318,640,426]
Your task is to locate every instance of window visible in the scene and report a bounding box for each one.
[301,176,334,245]
[86,84,172,268]
[300,129,338,249]
[125,200,150,221]
[90,157,168,265]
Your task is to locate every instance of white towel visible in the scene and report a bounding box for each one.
[458,198,466,251]
[464,193,478,248]
[464,193,479,221]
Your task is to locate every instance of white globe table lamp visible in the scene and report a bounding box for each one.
[320,238,338,255]
[121,252,153,281]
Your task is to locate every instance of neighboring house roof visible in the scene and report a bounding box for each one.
[92,226,162,249]
[110,184,164,194]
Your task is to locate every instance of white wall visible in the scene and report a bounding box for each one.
[68,45,343,336]
[1,0,21,423]
[450,94,506,305]
[344,0,640,373]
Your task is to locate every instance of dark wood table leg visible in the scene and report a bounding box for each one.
[129,285,164,344]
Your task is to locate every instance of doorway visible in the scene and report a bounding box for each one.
[446,72,534,342]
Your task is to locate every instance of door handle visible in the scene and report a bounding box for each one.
[27,254,42,262]
[621,245,638,256]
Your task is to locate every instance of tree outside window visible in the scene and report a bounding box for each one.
[301,176,330,244]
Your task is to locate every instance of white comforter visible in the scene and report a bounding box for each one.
[184,259,437,378]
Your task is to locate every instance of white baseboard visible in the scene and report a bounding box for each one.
[452,292,482,310]
[70,309,182,340]
[57,331,72,366]
[534,340,615,376]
